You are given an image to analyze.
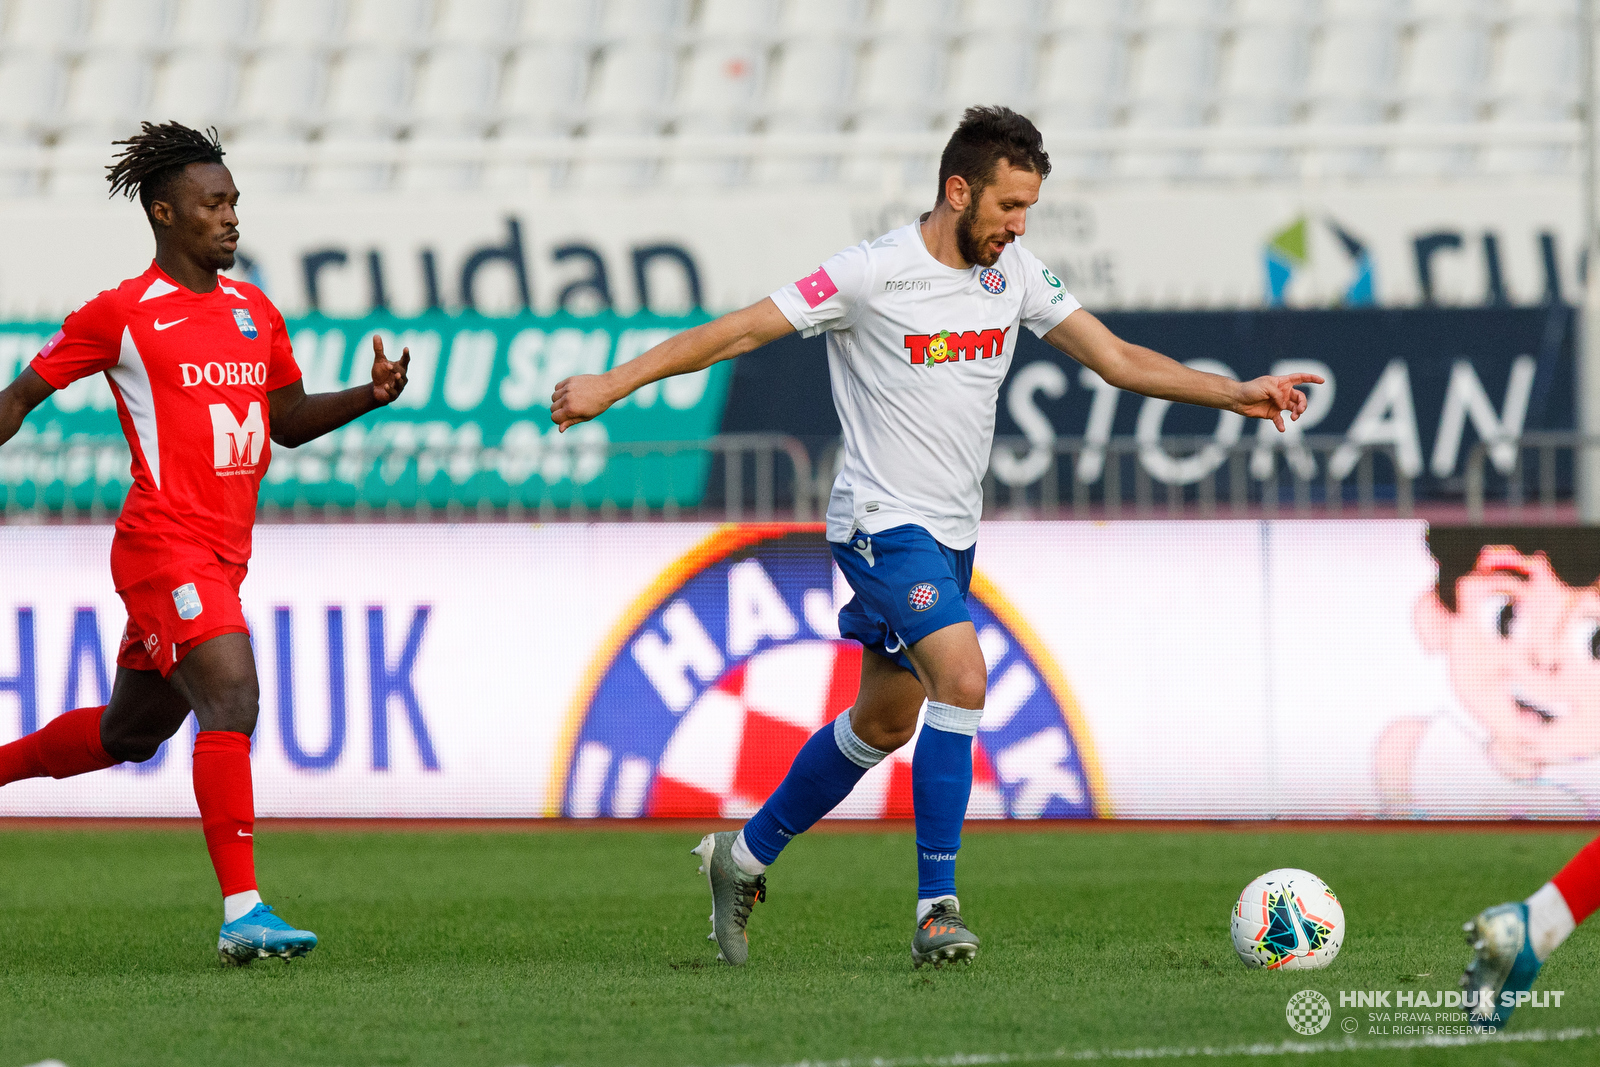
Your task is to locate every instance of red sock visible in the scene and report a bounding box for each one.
[192,731,258,897]
[1552,835,1600,925]
[0,706,115,785]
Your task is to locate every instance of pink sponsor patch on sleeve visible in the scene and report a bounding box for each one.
[795,266,839,310]
[35,330,64,359]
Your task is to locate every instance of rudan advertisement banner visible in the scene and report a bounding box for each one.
[1,521,1595,820]
[0,311,729,510]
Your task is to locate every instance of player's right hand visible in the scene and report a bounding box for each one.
[550,374,613,432]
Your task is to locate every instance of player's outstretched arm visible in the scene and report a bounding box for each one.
[0,368,56,449]
[268,335,410,449]
[1045,308,1323,432]
[550,297,795,432]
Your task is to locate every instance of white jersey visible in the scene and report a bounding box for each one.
[770,220,1080,549]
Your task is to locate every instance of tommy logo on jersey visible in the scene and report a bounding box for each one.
[553,526,1105,821]
[231,308,258,339]
[979,268,1006,294]
[904,327,1010,365]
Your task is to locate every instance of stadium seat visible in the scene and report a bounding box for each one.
[515,0,605,44]
[62,53,155,136]
[1501,0,1580,16]
[498,42,589,136]
[235,48,328,134]
[151,54,243,132]
[1483,16,1578,175]
[322,48,415,134]
[344,0,438,49]
[3,0,92,54]
[600,0,689,39]
[257,0,349,50]
[754,39,852,182]
[436,0,523,44]
[171,0,258,49]
[870,0,957,36]
[87,0,178,53]
[1117,24,1217,178]
[1135,0,1226,29]
[851,34,945,132]
[227,123,311,193]
[943,33,1036,121]
[669,42,765,184]
[586,41,675,132]
[1041,0,1130,33]
[0,53,67,138]
[0,128,45,196]
[775,0,867,39]
[1034,27,1124,125]
[411,45,500,135]
[955,0,1043,33]
[1207,23,1309,179]
[1388,19,1488,178]
[1302,19,1396,177]
[698,0,781,37]
[1230,0,1316,25]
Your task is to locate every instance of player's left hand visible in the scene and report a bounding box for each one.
[370,335,410,406]
[1233,372,1324,432]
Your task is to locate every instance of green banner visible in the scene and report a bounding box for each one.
[0,311,728,510]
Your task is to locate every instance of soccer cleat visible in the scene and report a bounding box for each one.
[217,903,319,966]
[691,831,766,966]
[1461,902,1542,1029]
[912,899,980,968]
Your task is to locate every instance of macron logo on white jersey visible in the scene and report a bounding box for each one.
[210,402,265,473]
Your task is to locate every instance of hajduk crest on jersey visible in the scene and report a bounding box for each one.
[553,526,1105,821]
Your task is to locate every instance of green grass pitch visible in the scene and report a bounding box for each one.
[2,826,1599,1067]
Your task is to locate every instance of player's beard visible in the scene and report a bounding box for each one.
[955,198,1007,268]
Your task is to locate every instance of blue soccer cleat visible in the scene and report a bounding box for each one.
[1461,902,1542,1029]
[217,903,319,966]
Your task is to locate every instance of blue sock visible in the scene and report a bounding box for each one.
[913,702,983,900]
[742,712,887,866]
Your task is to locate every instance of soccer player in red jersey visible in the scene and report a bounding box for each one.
[0,123,409,965]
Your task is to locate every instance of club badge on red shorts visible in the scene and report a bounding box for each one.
[908,582,939,611]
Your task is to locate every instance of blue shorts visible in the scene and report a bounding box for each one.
[832,523,975,675]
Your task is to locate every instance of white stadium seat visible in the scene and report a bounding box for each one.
[776,0,867,39]
[1136,0,1226,28]
[515,0,605,43]
[88,0,178,53]
[761,39,853,133]
[587,42,676,132]
[411,45,500,134]
[3,0,93,53]
[171,0,259,49]
[676,43,765,122]
[152,54,243,132]
[698,0,780,37]
[852,35,945,132]
[322,48,414,133]
[1041,0,1130,33]
[436,0,522,44]
[600,0,688,39]
[344,0,436,49]
[498,43,589,136]
[1493,17,1579,113]
[0,53,67,136]
[256,0,348,50]
[956,0,1044,33]
[1230,0,1316,25]
[235,48,328,132]
[1034,27,1124,126]
[63,53,155,133]
[1207,24,1309,179]
[944,33,1036,119]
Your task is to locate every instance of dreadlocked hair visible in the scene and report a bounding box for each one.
[106,121,226,217]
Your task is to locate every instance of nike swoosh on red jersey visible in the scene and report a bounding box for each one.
[153,318,188,331]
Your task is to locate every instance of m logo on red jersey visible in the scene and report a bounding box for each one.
[903,327,1010,365]
[210,402,265,474]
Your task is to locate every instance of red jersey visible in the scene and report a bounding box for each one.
[31,262,302,563]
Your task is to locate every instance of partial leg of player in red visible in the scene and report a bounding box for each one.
[1461,835,1600,1028]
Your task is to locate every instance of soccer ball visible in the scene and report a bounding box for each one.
[1231,868,1345,970]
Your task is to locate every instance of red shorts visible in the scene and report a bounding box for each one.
[110,532,251,678]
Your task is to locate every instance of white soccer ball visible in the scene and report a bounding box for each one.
[1231,868,1345,971]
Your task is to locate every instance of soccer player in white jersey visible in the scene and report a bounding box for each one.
[551,107,1321,967]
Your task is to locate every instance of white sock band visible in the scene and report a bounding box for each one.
[1526,882,1576,962]
[924,700,983,737]
[731,830,766,876]
[833,711,890,770]
[224,890,262,924]
[917,895,958,922]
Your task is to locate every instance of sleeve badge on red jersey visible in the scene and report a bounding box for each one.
[231,308,259,339]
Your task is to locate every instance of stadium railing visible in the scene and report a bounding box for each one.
[8,433,1592,525]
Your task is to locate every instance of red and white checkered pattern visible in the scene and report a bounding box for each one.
[908,583,938,611]
[647,639,1000,818]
